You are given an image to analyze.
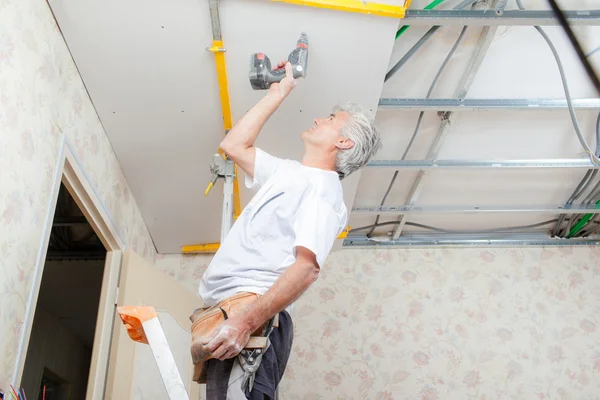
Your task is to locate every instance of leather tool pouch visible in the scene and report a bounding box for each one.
[189,292,277,384]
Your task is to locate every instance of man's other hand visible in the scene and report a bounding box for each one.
[202,314,252,360]
[268,61,298,102]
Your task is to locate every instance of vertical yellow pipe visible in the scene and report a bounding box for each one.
[211,41,233,130]
[210,40,241,219]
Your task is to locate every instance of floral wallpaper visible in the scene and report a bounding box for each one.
[155,253,212,296]
[0,0,156,388]
[278,247,600,399]
[147,247,600,398]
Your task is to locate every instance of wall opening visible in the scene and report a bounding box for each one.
[20,182,107,400]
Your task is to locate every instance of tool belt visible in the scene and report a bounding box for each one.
[189,292,278,384]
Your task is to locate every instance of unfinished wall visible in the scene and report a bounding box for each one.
[0,0,156,387]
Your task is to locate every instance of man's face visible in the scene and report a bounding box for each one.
[302,111,353,151]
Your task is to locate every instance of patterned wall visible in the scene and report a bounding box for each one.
[159,247,600,398]
[0,0,156,387]
[279,247,600,399]
[156,253,212,295]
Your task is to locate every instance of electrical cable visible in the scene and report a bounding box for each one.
[367,25,469,237]
[518,0,600,236]
[587,46,600,59]
[554,112,600,236]
[385,0,478,82]
[560,170,600,236]
[567,201,600,237]
[552,170,595,236]
[516,0,600,166]
[547,0,600,95]
[350,218,600,235]
[567,115,600,237]
[395,0,446,41]
[581,215,600,236]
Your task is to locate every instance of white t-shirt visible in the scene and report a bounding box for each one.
[198,147,347,307]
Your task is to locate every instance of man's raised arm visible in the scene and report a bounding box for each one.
[220,62,297,180]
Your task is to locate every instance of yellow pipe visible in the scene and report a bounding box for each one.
[190,39,241,253]
[209,41,233,130]
[337,225,351,239]
[271,0,412,18]
[181,243,221,253]
[182,227,352,253]
[204,181,214,196]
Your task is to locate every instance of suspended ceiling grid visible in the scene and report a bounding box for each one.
[351,0,600,245]
[47,0,600,251]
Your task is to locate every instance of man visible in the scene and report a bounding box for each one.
[192,61,381,398]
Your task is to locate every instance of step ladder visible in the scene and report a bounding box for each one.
[117,306,190,400]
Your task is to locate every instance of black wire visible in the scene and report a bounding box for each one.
[547,0,600,95]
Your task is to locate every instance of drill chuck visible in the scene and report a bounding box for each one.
[249,33,308,90]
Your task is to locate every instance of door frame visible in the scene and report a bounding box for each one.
[13,137,126,400]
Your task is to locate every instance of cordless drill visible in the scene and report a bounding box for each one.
[249,33,308,90]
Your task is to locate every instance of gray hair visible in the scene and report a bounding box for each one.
[332,102,382,179]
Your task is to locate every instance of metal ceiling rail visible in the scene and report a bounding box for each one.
[378,98,600,111]
[391,21,499,239]
[401,9,600,26]
[366,159,599,169]
[353,204,600,214]
[342,233,600,247]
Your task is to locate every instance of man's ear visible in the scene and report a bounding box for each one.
[335,137,354,150]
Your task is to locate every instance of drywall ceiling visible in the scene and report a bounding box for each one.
[48,0,404,252]
[48,0,600,251]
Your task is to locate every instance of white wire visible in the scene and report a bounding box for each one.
[516,0,600,166]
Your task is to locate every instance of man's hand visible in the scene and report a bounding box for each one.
[201,314,252,360]
[268,61,298,102]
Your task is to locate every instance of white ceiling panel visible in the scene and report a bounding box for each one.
[48,0,405,252]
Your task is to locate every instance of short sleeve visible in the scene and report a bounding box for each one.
[293,195,343,268]
[244,147,282,190]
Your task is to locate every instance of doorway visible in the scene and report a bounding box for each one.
[21,183,107,400]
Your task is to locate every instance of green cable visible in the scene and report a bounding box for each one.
[567,199,600,237]
[395,0,446,40]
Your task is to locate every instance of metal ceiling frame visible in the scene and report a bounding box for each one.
[367,159,600,169]
[377,98,600,111]
[391,21,499,239]
[346,2,600,248]
[401,9,600,26]
[343,232,600,248]
[352,204,600,214]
